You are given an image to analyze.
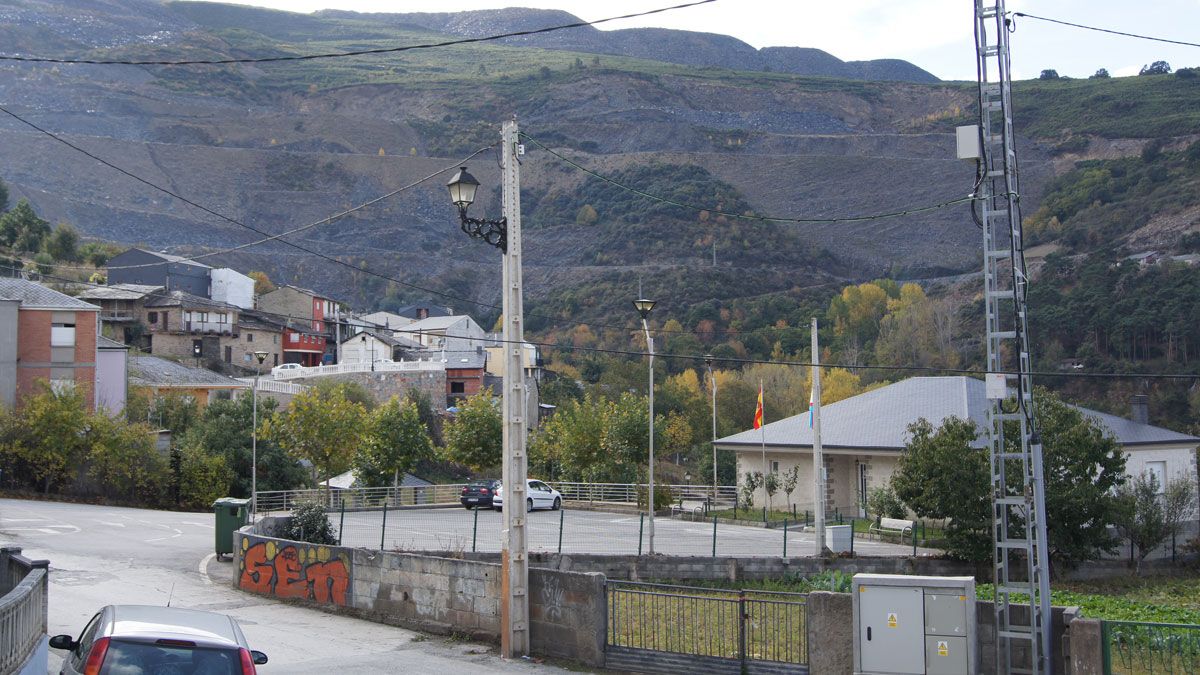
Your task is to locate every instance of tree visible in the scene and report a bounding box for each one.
[263,385,365,490]
[10,384,93,494]
[1090,68,1111,79]
[1114,470,1197,573]
[0,200,50,252]
[740,471,763,509]
[575,204,599,225]
[1039,69,1060,80]
[0,177,8,212]
[355,397,434,488]
[87,415,167,506]
[175,395,304,497]
[248,271,275,296]
[867,479,907,520]
[176,443,233,510]
[443,389,502,472]
[44,223,79,262]
[782,465,800,511]
[764,471,780,511]
[893,389,1128,568]
[1139,61,1172,75]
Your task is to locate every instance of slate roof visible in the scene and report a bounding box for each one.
[343,329,422,350]
[129,355,246,389]
[324,469,433,490]
[715,376,1199,451]
[123,248,211,269]
[97,336,129,350]
[143,290,239,311]
[0,279,99,310]
[426,349,487,370]
[404,315,471,332]
[76,283,163,301]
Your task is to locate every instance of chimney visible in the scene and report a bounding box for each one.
[1130,395,1149,425]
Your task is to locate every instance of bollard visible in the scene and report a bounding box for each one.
[835,506,840,524]
[472,505,479,553]
[762,506,767,524]
[558,507,565,555]
[783,518,788,558]
[380,502,388,551]
[850,518,855,556]
[912,525,917,557]
[792,503,797,520]
[734,501,738,520]
[712,516,718,557]
[638,513,645,556]
[338,500,346,546]
[805,510,810,527]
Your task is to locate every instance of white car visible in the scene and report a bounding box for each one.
[271,362,303,376]
[493,479,562,512]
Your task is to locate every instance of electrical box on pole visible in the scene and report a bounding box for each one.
[973,2,1052,673]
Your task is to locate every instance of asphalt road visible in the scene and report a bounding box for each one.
[334,504,936,557]
[0,498,571,674]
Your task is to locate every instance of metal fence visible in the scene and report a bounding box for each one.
[0,547,49,675]
[270,359,443,380]
[607,580,807,672]
[1102,620,1200,674]
[256,485,467,513]
[322,503,930,558]
[553,482,739,507]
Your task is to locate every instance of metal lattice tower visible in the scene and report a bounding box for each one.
[974,1,1053,673]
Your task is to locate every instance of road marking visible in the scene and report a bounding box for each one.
[5,524,80,535]
[181,521,214,529]
[96,520,127,527]
[146,525,184,542]
[199,553,215,585]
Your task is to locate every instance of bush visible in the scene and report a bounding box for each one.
[282,501,337,545]
[636,479,674,511]
[867,480,907,520]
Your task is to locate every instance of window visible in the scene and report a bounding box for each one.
[198,312,209,322]
[51,322,76,347]
[450,381,466,394]
[217,312,227,323]
[246,332,254,342]
[273,334,278,344]
[224,346,232,363]
[148,311,158,325]
[771,461,780,473]
[49,378,75,394]
[290,334,299,343]
[1146,461,1167,494]
[273,354,278,366]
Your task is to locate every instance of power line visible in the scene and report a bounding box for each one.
[1011,12,1200,49]
[520,132,988,224]
[0,0,717,66]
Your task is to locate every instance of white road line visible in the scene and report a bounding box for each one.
[96,521,127,527]
[145,526,184,542]
[199,553,215,585]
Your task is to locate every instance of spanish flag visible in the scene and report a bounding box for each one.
[753,382,764,429]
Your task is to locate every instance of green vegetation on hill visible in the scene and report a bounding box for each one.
[1014,72,1200,140]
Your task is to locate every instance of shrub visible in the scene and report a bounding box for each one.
[867,480,907,520]
[282,501,336,545]
[636,479,674,511]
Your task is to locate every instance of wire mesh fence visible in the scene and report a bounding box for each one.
[323,503,936,558]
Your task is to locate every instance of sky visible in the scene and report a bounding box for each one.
[226,0,1200,81]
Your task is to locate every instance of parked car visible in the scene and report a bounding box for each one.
[460,479,500,509]
[50,605,268,675]
[271,362,302,375]
[493,479,562,512]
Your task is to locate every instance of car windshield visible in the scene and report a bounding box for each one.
[100,640,240,675]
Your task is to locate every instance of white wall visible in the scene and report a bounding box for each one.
[211,268,255,309]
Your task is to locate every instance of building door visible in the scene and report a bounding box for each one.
[224,346,232,363]
[858,462,869,518]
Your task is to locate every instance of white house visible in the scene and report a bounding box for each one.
[715,376,1200,515]
[398,315,486,353]
[210,268,255,309]
[339,330,423,364]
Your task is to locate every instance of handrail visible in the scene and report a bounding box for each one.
[0,547,49,675]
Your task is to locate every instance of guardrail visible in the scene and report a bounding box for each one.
[0,546,49,675]
[271,359,445,380]
[235,378,309,395]
[257,482,741,514]
[256,484,469,512]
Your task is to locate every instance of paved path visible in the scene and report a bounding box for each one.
[333,505,938,557]
[0,498,570,674]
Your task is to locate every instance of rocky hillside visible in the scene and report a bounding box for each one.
[0,0,1196,337]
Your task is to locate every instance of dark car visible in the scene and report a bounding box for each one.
[50,605,268,675]
[460,479,500,509]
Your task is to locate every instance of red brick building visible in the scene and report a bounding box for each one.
[0,279,100,409]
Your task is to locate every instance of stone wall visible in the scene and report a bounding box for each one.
[291,370,445,405]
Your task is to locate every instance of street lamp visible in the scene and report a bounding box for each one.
[633,297,656,555]
[705,354,718,505]
[446,124,529,658]
[251,350,268,521]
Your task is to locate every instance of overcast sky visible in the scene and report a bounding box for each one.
[227,0,1200,81]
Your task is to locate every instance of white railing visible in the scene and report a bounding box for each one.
[256,482,740,514]
[256,484,468,512]
[0,548,48,675]
[236,378,308,395]
[550,481,739,507]
[271,359,445,381]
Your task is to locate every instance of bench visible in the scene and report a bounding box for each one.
[670,499,711,517]
[869,517,915,541]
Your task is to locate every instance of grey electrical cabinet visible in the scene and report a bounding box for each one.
[852,574,977,675]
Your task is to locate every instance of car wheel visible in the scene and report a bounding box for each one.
[464,504,474,509]
[527,497,534,512]
[494,505,502,512]
[552,497,561,511]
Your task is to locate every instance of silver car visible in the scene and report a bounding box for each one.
[50,605,268,674]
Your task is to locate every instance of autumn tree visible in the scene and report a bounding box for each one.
[87,414,167,505]
[248,271,276,296]
[443,389,502,472]
[264,385,365,489]
[9,384,92,493]
[355,396,434,488]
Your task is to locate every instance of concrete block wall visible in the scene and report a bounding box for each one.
[529,568,606,666]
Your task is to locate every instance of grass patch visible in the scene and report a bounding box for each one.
[981,573,1200,624]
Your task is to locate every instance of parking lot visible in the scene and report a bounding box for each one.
[331,506,936,557]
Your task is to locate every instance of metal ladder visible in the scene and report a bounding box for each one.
[974,2,1052,673]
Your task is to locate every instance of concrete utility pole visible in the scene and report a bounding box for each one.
[811,318,826,555]
[499,118,529,658]
[706,355,718,504]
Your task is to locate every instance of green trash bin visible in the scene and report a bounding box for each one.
[213,497,250,561]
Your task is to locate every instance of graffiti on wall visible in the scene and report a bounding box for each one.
[238,538,350,606]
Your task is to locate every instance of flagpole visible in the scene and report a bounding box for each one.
[812,317,827,555]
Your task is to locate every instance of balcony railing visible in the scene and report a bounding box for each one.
[270,359,444,380]
[0,546,49,675]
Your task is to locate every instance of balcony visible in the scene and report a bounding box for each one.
[99,311,135,321]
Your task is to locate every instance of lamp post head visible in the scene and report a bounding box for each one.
[253,351,268,365]
[632,298,656,321]
[446,166,480,211]
[704,353,714,368]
